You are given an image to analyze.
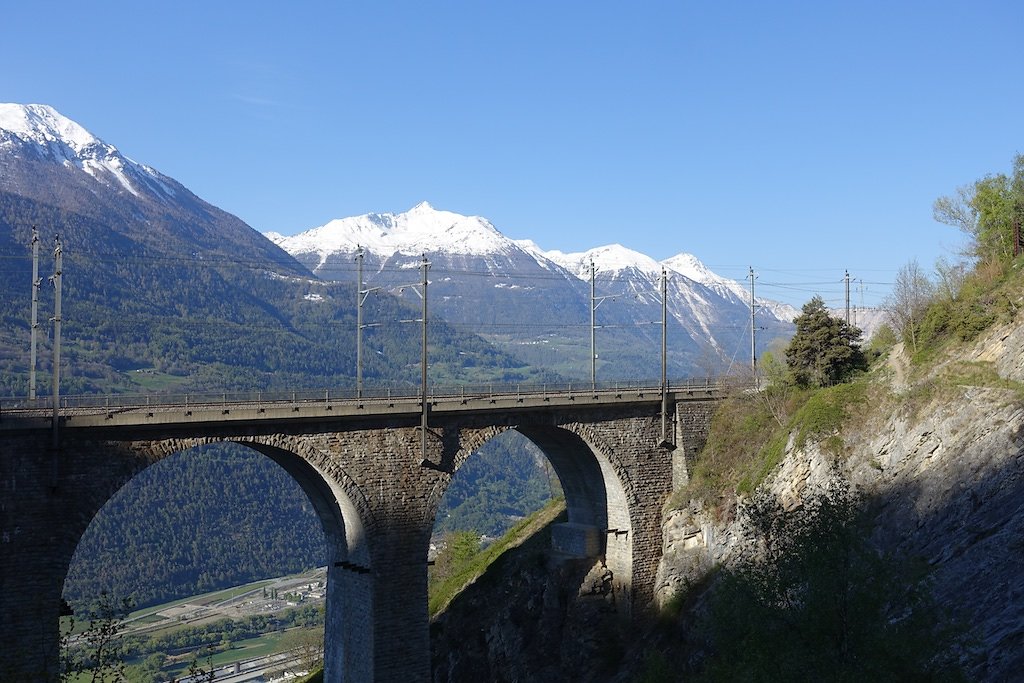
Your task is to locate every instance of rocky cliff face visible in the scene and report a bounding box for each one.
[656,315,1024,680]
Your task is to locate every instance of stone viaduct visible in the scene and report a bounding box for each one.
[0,385,720,681]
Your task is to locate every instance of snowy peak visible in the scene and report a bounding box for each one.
[663,252,799,322]
[663,252,724,285]
[270,202,514,266]
[545,243,666,281]
[0,103,99,151]
[663,252,747,299]
[0,102,166,199]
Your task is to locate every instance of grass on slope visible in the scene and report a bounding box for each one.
[429,497,566,617]
[671,378,872,517]
[674,258,1024,517]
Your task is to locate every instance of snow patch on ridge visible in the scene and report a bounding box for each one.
[663,252,747,300]
[664,252,800,322]
[0,103,97,150]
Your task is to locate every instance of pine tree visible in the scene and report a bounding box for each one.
[785,296,866,387]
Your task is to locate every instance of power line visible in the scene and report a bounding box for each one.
[0,250,903,287]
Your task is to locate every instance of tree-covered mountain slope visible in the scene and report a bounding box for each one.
[63,443,330,610]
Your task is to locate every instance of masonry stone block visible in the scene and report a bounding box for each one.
[551,522,603,557]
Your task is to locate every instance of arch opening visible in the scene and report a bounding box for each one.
[515,424,632,585]
[429,429,561,592]
[431,424,634,599]
[435,429,560,538]
[429,422,639,680]
[60,440,363,681]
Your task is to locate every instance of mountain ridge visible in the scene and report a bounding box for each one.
[269,202,799,378]
[1,102,180,206]
[0,103,308,279]
[268,201,797,319]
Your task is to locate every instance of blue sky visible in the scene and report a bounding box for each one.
[4,1,1022,309]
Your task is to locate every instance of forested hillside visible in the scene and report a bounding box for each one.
[62,444,329,609]
[0,191,546,397]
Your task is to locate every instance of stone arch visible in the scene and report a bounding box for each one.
[55,436,215,607]
[426,424,512,515]
[235,437,372,681]
[450,425,511,472]
[60,434,374,682]
[237,435,370,567]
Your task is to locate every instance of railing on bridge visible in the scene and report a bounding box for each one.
[0,377,723,417]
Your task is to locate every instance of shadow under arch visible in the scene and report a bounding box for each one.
[244,441,367,569]
[514,426,610,531]
[446,423,634,607]
[241,440,373,682]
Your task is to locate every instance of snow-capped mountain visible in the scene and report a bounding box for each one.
[0,104,545,392]
[269,202,575,281]
[0,103,177,202]
[270,201,512,268]
[543,242,797,371]
[267,202,591,341]
[271,203,798,378]
[0,103,301,270]
[663,253,802,324]
[545,243,666,281]
[663,252,749,302]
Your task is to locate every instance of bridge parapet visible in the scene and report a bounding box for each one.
[1,382,723,436]
[1,378,722,413]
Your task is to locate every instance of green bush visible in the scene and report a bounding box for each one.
[683,379,869,506]
[792,381,867,452]
[910,258,1021,363]
[735,430,789,496]
[680,394,787,510]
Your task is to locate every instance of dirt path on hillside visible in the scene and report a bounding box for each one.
[885,342,911,391]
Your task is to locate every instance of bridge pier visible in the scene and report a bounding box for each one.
[311,425,447,681]
[0,434,138,680]
[0,482,70,681]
